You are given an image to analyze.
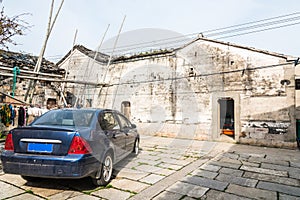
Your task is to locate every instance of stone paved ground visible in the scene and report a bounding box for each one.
[0,135,299,199]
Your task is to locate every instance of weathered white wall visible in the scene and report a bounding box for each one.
[59,39,297,147]
[59,49,106,107]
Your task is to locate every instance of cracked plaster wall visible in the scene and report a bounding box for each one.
[59,40,297,147]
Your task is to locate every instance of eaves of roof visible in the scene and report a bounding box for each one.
[111,49,175,63]
[57,37,293,66]
[56,45,109,66]
[175,36,290,59]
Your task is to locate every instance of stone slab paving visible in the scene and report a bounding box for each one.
[139,174,165,185]
[8,193,45,200]
[0,135,300,199]
[165,181,209,198]
[48,191,84,200]
[225,184,278,199]
[91,188,132,200]
[0,181,25,199]
[110,178,150,193]
[152,191,183,200]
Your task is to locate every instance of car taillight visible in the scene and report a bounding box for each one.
[68,136,92,154]
[4,133,14,151]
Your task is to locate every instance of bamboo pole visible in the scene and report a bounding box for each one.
[0,91,30,105]
[73,24,110,108]
[0,65,63,78]
[59,29,78,106]
[0,72,108,86]
[98,15,126,107]
[25,0,65,103]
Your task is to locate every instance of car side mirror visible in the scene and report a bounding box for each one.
[131,124,137,129]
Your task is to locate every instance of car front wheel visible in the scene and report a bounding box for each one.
[92,153,113,186]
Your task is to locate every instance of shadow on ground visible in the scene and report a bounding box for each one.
[22,152,138,192]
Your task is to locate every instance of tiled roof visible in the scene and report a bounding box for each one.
[0,49,64,74]
[57,37,293,65]
[56,45,109,66]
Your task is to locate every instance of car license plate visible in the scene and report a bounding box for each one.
[27,143,53,153]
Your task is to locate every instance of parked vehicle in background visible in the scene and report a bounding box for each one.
[0,108,140,186]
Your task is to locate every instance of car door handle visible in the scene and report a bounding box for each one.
[113,132,123,139]
[105,131,117,139]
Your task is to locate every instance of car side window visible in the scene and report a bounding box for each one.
[99,112,120,130]
[117,114,131,129]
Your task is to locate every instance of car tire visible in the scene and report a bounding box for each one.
[21,176,40,182]
[92,153,113,186]
[297,140,300,150]
[133,138,139,155]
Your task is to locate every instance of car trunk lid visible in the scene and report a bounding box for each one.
[12,126,78,156]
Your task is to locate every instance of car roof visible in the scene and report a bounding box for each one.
[54,108,117,113]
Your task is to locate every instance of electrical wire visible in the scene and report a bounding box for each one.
[46,12,300,62]
[202,11,300,33]
[45,11,300,62]
[50,12,300,107]
[96,12,300,53]
[98,62,292,87]
[93,12,300,53]
[216,21,300,40]
[42,12,300,93]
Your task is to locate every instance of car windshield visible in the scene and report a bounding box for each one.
[32,109,95,127]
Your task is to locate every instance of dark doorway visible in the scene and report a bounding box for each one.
[218,98,234,137]
[66,91,76,107]
[47,98,57,109]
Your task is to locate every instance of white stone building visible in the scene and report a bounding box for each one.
[58,37,299,148]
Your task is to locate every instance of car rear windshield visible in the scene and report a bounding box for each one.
[32,109,95,127]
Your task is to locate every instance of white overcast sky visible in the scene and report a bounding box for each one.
[2,0,300,62]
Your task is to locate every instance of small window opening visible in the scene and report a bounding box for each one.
[121,101,131,119]
[295,79,300,90]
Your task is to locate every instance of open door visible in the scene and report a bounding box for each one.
[218,98,234,137]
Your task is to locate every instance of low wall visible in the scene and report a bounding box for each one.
[136,122,298,149]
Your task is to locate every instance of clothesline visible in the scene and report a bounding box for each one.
[0,104,49,127]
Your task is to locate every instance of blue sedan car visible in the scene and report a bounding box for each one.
[1,108,140,186]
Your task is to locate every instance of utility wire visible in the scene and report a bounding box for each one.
[46,12,300,61]
[99,12,300,53]
[207,16,300,38]
[96,12,300,54]
[105,62,292,87]
[216,21,300,40]
[202,11,300,34]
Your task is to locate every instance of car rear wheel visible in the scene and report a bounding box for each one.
[92,153,113,186]
[133,138,139,155]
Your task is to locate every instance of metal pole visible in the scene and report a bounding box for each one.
[12,66,20,97]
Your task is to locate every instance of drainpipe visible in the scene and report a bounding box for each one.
[12,66,20,97]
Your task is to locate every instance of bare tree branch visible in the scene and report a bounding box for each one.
[0,7,30,49]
